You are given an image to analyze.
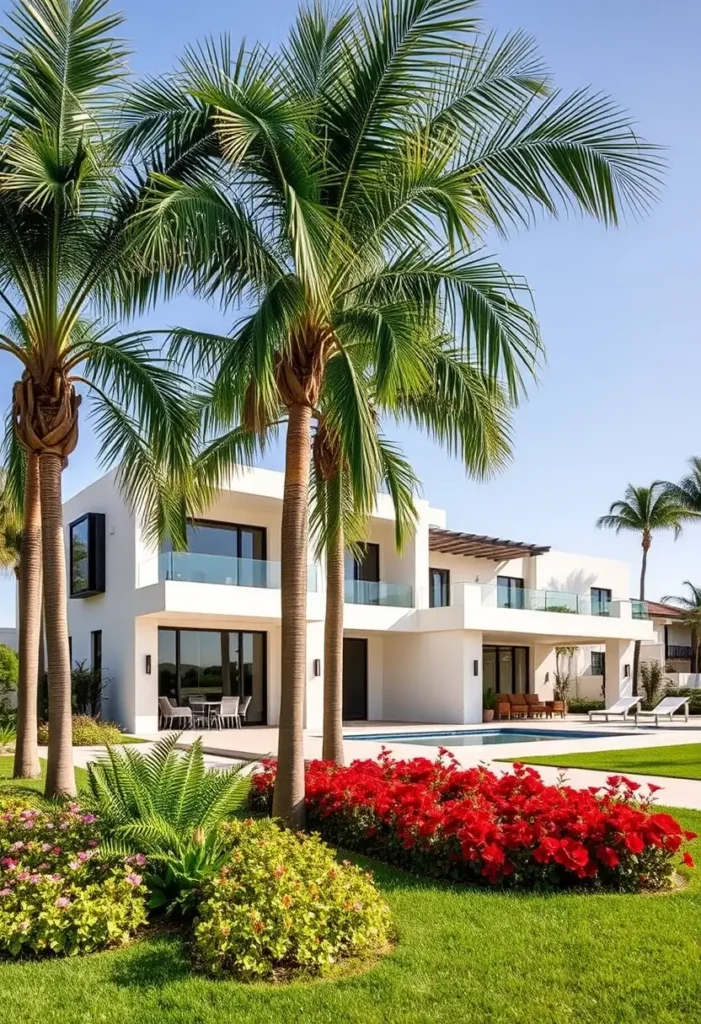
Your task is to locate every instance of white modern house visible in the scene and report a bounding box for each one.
[63,467,656,735]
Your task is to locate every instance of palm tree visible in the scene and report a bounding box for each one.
[663,457,701,517]
[597,483,688,693]
[122,0,660,825]
[662,582,701,674]
[0,0,196,797]
[0,459,42,779]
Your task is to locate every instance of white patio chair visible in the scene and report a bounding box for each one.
[213,696,240,729]
[634,695,690,725]
[158,696,193,730]
[238,695,253,727]
[588,696,641,723]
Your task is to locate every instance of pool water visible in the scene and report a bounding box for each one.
[345,728,625,748]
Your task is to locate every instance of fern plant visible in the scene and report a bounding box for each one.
[87,734,251,913]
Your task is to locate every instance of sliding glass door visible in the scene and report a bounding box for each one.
[158,627,267,724]
[482,645,530,694]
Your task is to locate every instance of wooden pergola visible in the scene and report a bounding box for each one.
[428,528,550,562]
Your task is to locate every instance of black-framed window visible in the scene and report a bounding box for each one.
[591,651,606,676]
[591,587,612,616]
[91,630,102,679]
[158,627,267,725]
[345,542,380,583]
[69,513,105,598]
[483,645,530,694]
[429,568,450,608]
[68,636,72,668]
[497,576,525,609]
[163,519,266,561]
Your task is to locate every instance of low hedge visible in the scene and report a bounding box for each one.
[37,716,126,746]
[567,698,605,714]
[665,688,701,714]
[193,818,391,979]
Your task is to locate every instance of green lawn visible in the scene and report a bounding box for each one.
[0,757,700,1024]
[505,743,701,781]
[0,755,89,798]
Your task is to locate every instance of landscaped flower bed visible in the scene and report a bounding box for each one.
[250,751,696,891]
[0,798,147,957]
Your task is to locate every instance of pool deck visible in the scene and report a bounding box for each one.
[63,717,701,811]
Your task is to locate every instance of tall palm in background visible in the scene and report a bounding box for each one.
[119,0,660,825]
[0,0,196,797]
[664,456,701,518]
[597,483,688,693]
[662,582,701,674]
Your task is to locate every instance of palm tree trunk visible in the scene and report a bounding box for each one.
[632,544,649,697]
[691,627,698,674]
[272,403,312,828]
[38,599,45,691]
[322,523,345,764]
[39,453,76,799]
[13,454,41,779]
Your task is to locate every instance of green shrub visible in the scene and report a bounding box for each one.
[0,800,148,957]
[0,644,18,692]
[567,698,605,714]
[192,818,392,979]
[87,734,249,913]
[37,715,125,746]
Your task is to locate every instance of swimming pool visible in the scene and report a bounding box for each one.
[345,728,626,748]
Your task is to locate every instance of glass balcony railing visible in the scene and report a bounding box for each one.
[480,584,592,614]
[631,600,649,620]
[344,579,413,608]
[158,552,320,592]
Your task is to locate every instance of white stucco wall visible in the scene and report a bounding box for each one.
[383,629,483,724]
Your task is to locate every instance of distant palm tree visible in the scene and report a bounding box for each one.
[597,483,688,693]
[0,0,196,797]
[123,0,661,825]
[662,581,701,674]
[663,456,701,517]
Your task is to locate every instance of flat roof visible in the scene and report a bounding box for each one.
[428,528,550,561]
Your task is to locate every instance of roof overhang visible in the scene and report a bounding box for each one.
[428,528,550,562]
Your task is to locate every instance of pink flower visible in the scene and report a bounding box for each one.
[68,860,81,871]
[16,872,30,882]
[82,814,97,824]
[134,853,146,867]
[29,874,42,884]
[22,820,35,830]
[55,896,71,908]
[68,803,80,814]
[0,888,11,897]
[0,858,17,869]
[50,874,62,882]
[10,841,25,852]
[41,843,52,853]
[77,851,92,862]
[88,840,98,849]
[18,921,29,933]
[125,873,142,887]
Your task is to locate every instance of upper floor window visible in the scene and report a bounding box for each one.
[497,576,525,609]
[163,520,266,561]
[69,513,106,598]
[429,568,450,608]
[591,587,612,616]
[345,543,380,583]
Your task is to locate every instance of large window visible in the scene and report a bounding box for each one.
[496,576,525,609]
[158,628,267,724]
[591,587,612,617]
[69,513,105,598]
[483,645,529,694]
[429,568,450,608]
[345,543,380,583]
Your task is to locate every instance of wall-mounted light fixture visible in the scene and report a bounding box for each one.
[545,672,549,683]
[313,659,321,677]
[624,664,631,678]
[145,655,152,675]
[473,659,479,676]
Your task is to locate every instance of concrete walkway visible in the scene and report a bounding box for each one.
[61,717,701,812]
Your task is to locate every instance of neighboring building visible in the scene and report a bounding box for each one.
[63,468,656,735]
[0,627,16,651]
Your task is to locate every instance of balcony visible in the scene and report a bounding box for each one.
[138,552,321,592]
[344,579,413,608]
[667,645,693,659]
[485,584,594,615]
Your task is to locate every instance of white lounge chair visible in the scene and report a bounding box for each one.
[634,695,690,725]
[588,696,641,723]
[158,696,193,730]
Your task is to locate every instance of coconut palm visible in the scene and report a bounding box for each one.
[661,581,701,674]
[663,457,701,518]
[121,0,660,824]
[597,483,688,693]
[0,0,197,797]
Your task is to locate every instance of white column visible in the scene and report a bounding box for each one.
[463,630,484,723]
[605,639,635,704]
[305,621,324,730]
[411,500,431,609]
[133,618,159,735]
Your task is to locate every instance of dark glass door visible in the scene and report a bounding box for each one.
[483,645,530,693]
[343,638,368,720]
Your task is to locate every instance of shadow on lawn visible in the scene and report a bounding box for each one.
[107,932,193,990]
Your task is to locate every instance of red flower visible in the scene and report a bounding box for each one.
[624,833,645,855]
[682,852,695,868]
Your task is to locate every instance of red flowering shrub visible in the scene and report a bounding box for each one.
[249,751,696,891]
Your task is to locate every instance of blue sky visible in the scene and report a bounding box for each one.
[1,0,700,625]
